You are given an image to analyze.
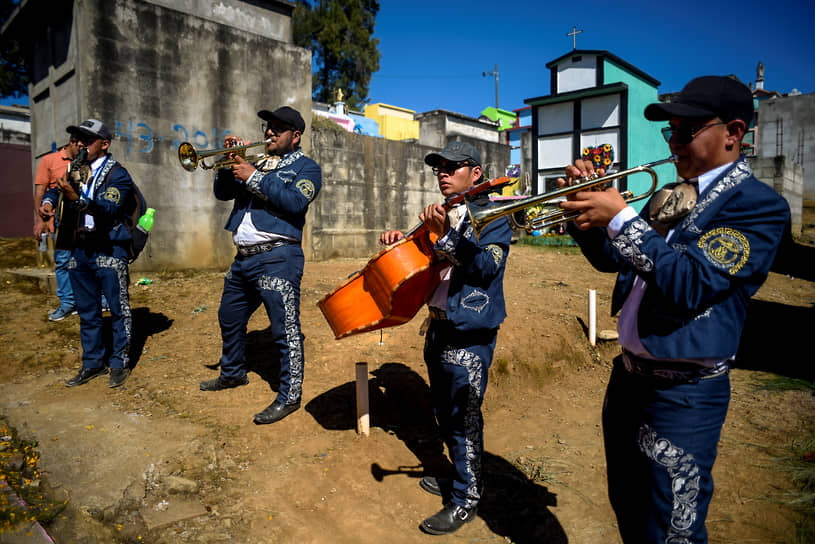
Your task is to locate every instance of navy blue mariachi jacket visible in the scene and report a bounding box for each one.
[42,154,135,260]
[568,157,790,360]
[433,197,513,333]
[214,148,322,242]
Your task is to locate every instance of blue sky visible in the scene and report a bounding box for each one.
[3,0,814,115]
[367,0,815,118]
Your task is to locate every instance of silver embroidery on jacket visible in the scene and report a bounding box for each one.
[613,217,654,272]
[257,275,303,403]
[638,423,699,544]
[441,347,485,508]
[486,244,503,265]
[461,289,489,312]
[245,149,305,200]
[683,160,750,235]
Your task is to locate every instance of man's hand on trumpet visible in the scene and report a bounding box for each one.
[557,158,627,230]
[223,135,257,182]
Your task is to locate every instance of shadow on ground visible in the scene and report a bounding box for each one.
[306,361,567,543]
[244,327,283,390]
[735,298,815,382]
[130,306,173,364]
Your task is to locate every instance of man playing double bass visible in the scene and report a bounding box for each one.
[380,141,512,535]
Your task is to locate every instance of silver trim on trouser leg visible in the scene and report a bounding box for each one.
[638,423,700,544]
[96,255,131,368]
[442,347,484,509]
[257,275,303,403]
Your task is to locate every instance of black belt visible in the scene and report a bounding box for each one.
[428,307,448,321]
[236,240,294,256]
[75,230,106,247]
[622,350,728,383]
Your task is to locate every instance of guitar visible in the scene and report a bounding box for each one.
[54,148,90,250]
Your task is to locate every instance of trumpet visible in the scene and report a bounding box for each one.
[467,155,678,238]
[177,139,271,171]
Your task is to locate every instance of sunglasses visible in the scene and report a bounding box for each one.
[661,121,726,145]
[431,161,471,176]
[76,134,100,145]
[263,123,294,135]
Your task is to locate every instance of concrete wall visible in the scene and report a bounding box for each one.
[749,155,803,237]
[9,0,307,270]
[757,93,815,204]
[307,128,512,260]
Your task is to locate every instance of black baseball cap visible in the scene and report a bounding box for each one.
[66,118,112,141]
[258,106,306,133]
[644,76,754,124]
[424,141,482,167]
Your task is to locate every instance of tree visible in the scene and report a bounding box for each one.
[0,0,27,99]
[293,0,380,110]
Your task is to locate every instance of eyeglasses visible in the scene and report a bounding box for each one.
[661,121,726,145]
[76,134,100,145]
[431,161,470,176]
[262,123,294,135]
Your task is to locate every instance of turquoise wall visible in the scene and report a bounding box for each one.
[603,60,676,211]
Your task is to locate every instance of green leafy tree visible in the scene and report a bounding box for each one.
[293,0,380,110]
[0,0,27,99]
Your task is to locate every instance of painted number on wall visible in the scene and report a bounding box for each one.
[114,120,232,155]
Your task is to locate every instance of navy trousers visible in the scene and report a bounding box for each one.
[218,244,305,405]
[423,319,496,509]
[603,357,730,544]
[69,248,131,370]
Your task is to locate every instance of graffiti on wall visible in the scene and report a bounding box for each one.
[114,120,234,156]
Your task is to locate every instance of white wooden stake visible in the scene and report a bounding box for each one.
[588,289,597,346]
[355,362,370,436]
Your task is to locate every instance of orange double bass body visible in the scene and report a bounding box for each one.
[318,177,510,340]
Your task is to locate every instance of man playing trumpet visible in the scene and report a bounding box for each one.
[200,106,322,426]
[558,76,789,543]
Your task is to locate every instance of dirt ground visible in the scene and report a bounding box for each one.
[1,211,814,544]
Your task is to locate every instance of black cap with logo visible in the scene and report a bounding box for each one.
[644,76,754,125]
[257,106,306,133]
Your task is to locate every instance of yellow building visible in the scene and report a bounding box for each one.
[364,103,420,141]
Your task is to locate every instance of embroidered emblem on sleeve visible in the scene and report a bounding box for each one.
[697,227,749,275]
[102,187,121,204]
[486,244,503,266]
[296,179,316,201]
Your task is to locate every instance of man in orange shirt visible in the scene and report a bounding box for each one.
[34,136,80,321]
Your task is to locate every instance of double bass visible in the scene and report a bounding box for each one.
[317,176,510,340]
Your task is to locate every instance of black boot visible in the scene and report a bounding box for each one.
[65,366,108,387]
[253,401,300,424]
[199,375,248,391]
[420,503,477,535]
[419,476,443,497]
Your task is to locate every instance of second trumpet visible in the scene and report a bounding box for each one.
[466,155,678,238]
[178,139,271,171]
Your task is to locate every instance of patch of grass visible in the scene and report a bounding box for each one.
[752,374,815,392]
[492,358,510,377]
[511,453,570,486]
[311,116,347,133]
[776,436,815,543]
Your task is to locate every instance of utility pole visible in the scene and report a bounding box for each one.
[483,64,498,109]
